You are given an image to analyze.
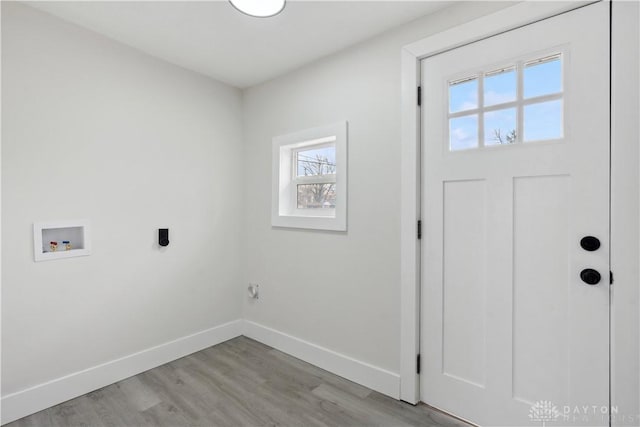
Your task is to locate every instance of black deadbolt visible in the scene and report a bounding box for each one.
[580,236,601,251]
[580,268,601,285]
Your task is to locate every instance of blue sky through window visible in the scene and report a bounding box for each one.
[450,115,478,150]
[524,57,561,98]
[484,68,516,106]
[524,100,563,141]
[449,78,477,113]
[449,56,562,149]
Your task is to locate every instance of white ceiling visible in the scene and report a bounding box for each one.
[26,1,449,88]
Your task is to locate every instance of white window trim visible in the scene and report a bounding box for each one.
[447,49,566,151]
[272,121,347,231]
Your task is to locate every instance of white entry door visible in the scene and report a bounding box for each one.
[420,3,610,426]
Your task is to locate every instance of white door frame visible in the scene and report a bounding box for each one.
[399,2,639,421]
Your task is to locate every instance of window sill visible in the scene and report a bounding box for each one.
[271,213,346,232]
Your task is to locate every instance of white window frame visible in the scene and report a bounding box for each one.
[446,50,566,152]
[291,138,336,216]
[272,121,347,231]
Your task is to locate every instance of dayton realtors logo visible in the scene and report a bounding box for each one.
[529,401,561,426]
[529,400,620,425]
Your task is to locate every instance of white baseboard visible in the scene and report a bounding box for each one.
[2,319,401,425]
[242,320,400,399]
[1,319,243,425]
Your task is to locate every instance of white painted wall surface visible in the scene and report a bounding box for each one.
[1,2,244,397]
[242,2,511,374]
[611,1,640,425]
[6,1,636,423]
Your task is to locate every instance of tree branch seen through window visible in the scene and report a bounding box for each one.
[492,129,517,145]
[297,153,336,209]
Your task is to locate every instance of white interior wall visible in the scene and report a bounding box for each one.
[2,0,638,424]
[1,0,245,399]
[242,1,511,375]
[611,2,640,425]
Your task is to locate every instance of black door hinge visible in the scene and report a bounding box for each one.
[417,86,422,106]
[610,271,614,285]
[417,220,422,240]
[417,354,421,374]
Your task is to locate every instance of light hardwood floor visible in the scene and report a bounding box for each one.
[8,337,467,427]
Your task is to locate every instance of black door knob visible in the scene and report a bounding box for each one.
[580,268,601,285]
[580,236,601,251]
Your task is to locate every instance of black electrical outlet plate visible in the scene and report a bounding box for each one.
[159,228,169,247]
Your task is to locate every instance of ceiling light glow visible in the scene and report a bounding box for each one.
[229,0,286,18]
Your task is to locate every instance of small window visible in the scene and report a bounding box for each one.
[447,51,564,151]
[272,122,347,231]
[296,145,336,177]
[449,77,478,113]
[524,100,563,141]
[485,108,517,146]
[450,115,478,150]
[524,54,562,99]
[297,183,336,209]
[484,67,516,107]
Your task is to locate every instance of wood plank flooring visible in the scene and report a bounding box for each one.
[8,337,467,427]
